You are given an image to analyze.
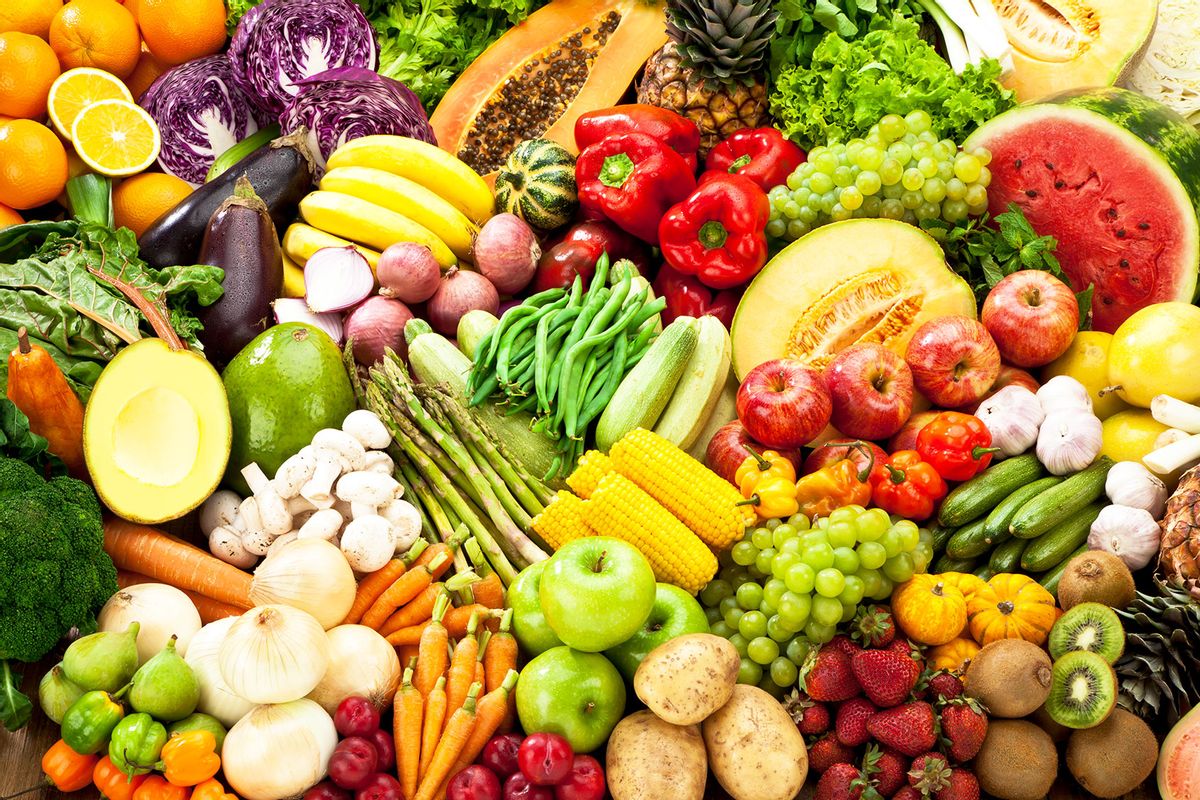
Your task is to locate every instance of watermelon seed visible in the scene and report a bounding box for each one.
[1117,229,1126,238]
[1107,208,1118,218]
[1055,181,1066,189]
[1026,190,1038,198]
[1014,159,1022,168]
[1138,222,1150,230]
[1120,259,1130,269]
[1044,162,1055,170]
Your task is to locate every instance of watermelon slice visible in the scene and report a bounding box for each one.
[965,87,1200,332]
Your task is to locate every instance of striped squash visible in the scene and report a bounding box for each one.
[494,138,577,230]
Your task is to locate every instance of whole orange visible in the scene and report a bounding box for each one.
[0,0,65,38]
[124,47,169,100]
[0,203,24,229]
[113,172,191,237]
[0,32,61,119]
[49,0,140,79]
[138,0,226,66]
[0,120,69,210]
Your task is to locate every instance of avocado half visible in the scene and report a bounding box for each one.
[84,338,232,524]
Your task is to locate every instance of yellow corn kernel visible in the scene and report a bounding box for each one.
[567,450,614,499]
[531,491,592,551]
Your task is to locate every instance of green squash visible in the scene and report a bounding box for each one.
[494,138,578,230]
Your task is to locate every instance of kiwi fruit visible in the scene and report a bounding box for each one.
[1029,702,1071,743]
[1057,551,1135,610]
[1066,708,1158,797]
[963,639,1053,718]
[974,719,1059,800]
[1048,602,1125,663]
[1045,650,1117,729]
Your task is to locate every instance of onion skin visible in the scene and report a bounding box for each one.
[428,267,499,336]
[98,583,203,665]
[344,296,414,365]
[377,242,442,304]
[473,213,541,295]
[307,624,400,714]
[223,699,338,800]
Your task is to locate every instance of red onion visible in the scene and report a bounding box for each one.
[472,213,540,295]
[377,242,442,304]
[273,298,344,344]
[427,267,499,336]
[343,296,414,365]
[305,246,374,312]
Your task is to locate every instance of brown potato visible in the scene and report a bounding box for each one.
[606,711,707,800]
[634,633,739,725]
[702,684,808,800]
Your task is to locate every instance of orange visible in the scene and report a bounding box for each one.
[49,0,140,79]
[0,0,65,38]
[0,120,68,209]
[0,203,24,229]
[70,98,160,176]
[48,66,132,139]
[0,32,61,119]
[124,47,168,100]
[137,0,226,67]
[112,172,190,237]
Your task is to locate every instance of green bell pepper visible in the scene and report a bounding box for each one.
[109,713,168,777]
[60,688,127,755]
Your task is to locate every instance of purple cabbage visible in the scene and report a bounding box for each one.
[228,0,378,119]
[280,67,435,174]
[140,55,263,185]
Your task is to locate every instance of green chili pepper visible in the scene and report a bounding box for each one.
[61,687,128,755]
[109,713,168,777]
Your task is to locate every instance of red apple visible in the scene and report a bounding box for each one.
[705,420,802,485]
[802,439,888,483]
[824,343,914,440]
[981,271,1079,367]
[955,364,1041,413]
[887,411,940,452]
[905,316,1001,408]
[736,359,832,449]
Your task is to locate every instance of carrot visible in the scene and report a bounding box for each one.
[363,552,449,630]
[414,594,451,696]
[418,676,447,782]
[414,684,481,800]
[380,584,441,637]
[104,520,252,608]
[344,559,407,626]
[413,543,449,571]
[386,622,431,647]
[397,644,420,665]
[484,609,518,694]
[444,604,494,639]
[472,573,505,610]
[443,613,481,728]
[394,667,423,800]
[447,670,519,777]
[117,570,246,623]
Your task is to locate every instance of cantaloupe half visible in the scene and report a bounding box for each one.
[730,219,976,379]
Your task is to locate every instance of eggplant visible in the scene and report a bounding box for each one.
[196,176,283,368]
[139,129,314,269]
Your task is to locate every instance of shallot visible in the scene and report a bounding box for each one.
[428,266,499,336]
[473,213,541,294]
[377,242,442,303]
[344,296,414,365]
[305,247,374,313]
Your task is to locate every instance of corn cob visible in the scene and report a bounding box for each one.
[584,473,718,594]
[567,450,615,499]
[609,428,754,551]
[530,491,592,551]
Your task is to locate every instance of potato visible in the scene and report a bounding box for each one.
[702,684,808,800]
[606,710,707,800]
[634,633,739,725]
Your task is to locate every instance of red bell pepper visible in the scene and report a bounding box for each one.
[653,264,741,329]
[575,105,701,172]
[706,127,807,191]
[916,411,999,482]
[533,220,651,292]
[658,172,770,289]
[870,450,947,521]
[576,132,696,244]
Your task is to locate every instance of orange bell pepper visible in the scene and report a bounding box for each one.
[794,454,873,519]
[42,739,98,792]
[94,755,148,800]
[191,778,239,800]
[133,775,190,800]
[159,730,220,787]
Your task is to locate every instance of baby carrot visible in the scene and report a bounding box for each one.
[414,684,481,800]
[414,594,451,696]
[443,613,480,728]
[362,552,449,630]
[393,667,423,800]
[418,676,447,782]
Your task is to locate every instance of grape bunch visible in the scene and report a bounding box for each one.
[699,505,934,694]
[765,109,993,243]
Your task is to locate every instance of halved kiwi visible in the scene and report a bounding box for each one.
[1046,651,1117,730]
[1048,602,1125,664]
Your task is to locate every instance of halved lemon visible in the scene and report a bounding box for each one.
[48,67,133,141]
[71,99,160,177]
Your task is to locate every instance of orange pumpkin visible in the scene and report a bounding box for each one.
[940,571,988,601]
[891,574,968,646]
[927,637,981,674]
[967,573,1057,646]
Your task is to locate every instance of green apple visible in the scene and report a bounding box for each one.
[540,536,656,651]
[506,561,563,657]
[515,647,626,753]
[605,582,710,681]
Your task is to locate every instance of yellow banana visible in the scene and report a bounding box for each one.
[281,251,306,297]
[282,223,382,271]
[321,166,478,261]
[325,135,496,224]
[299,191,457,267]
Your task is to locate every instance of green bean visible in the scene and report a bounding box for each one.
[585,252,611,302]
[469,373,499,407]
[546,286,610,409]
[578,331,628,427]
[505,393,538,416]
[630,295,667,329]
[556,277,634,432]
[497,294,568,383]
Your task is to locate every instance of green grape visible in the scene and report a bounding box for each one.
[861,195,882,218]
[736,581,764,611]
[763,578,787,609]
[699,578,732,607]
[815,568,847,598]
[966,201,989,218]
[937,161,955,182]
[807,145,827,162]
[755,548,776,576]
[845,139,865,161]
[771,186,790,205]
[788,513,811,530]
[901,190,924,210]
[906,110,933,133]
[737,658,763,685]
[840,186,864,211]
[922,178,947,203]
[786,637,812,665]
[785,562,816,594]
[833,547,860,575]
[882,552,916,583]
[810,172,834,194]
[857,145,885,171]
[879,113,907,140]
[812,595,842,626]
[833,166,854,188]
[805,620,837,644]
[705,607,722,626]
[731,541,758,566]
[857,541,888,570]
[798,206,819,224]
[815,516,831,530]
[882,183,905,200]
[827,520,857,548]
[902,210,919,225]
[766,614,792,642]
[879,158,904,186]
[786,220,811,240]
[766,219,787,239]
[778,591,812,627]
[770,656,799,688]
[782,201,802,220]
[748,636,780,665]
[842,505,867,515]
[773,524,798,548]
[802,530,830,549]
[915,201,941,221]
[802,543,836,571]
[902,132,919,145]
[830,203,852,222]
[942,199,969,222]
[887,142,912,165]
[893,520,921,550]
[726,564,749,581]
[880,198,905,220]
[902,168,925,191]
[977,166,992,188]
[880,529,903,558]
[820,191,839,214]
[975,146,992,166]
[780,537,803,555]
[912,546,931,573]
[719,595,741,615]
[931,141,954,162]
[839,575,866,606]
[917,156,939,178]
[751,527,773,550]
[946,177,968,201]
[771,552,799,579]
[856,170,882,196]
[785,171,804,191]
[871,575,895,601]
[954,153,982,183]
[858,568,883,597]
[730,573,753,591]
[912,141,934,161]
[762,518,780,530]
[739,610,768,640]
[828,507,858,525]
[855,508,890,542]
[840,602,858,624]
[814,151,839,173]
[724,607,745,629]
[709,621,733,639]
[749,564,769,582]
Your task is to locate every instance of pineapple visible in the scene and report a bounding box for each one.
[637,0,779,154]
[1160,463,1200,597]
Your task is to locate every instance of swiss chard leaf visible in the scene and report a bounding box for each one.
[0,661,33,733]
[0,397,65,476]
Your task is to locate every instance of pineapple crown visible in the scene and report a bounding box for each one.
[665,0,779,85]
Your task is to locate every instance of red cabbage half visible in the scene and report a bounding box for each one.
[140,55,262,185]
[228,0,378,119]
[280,67,435,174]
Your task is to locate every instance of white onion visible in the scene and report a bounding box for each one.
[185,618,256,727]
[220,605,330,704]
[98,583,202,665]
[250,538,356,629]
[222,699,338,800]
[305,246,374,312]
[307,625,401,714]
[273,298,344,344]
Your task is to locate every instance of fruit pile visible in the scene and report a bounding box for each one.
[446,732,605,800]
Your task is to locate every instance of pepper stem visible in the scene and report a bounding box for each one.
[742,443,770,472]
[885,463,907,484]
[698,220,729,250]
[728,154,753,173]
[735,495,763,508]
[599,153,636,188]
[972,446,1001,460]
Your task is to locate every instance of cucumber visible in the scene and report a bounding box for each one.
[938,454,1044,527]
[933,554,977,574]
[1009,457,1113,539]
[974,565,996,581]
[1021,503,1105,572]
[930,524,957,553]
[207,125,281,182]
[989,536,1028,573]
[1038,544,1090,597]
[981,476,1063,546]
[945,518,992,560]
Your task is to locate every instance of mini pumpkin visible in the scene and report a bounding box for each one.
[891,574,968,646]
[967,573,1057,646]
[927,636,982,674]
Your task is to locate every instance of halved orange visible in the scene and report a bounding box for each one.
[48,67,132,140]
[70,98,159,176]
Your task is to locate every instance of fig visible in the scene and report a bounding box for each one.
[62,622,141,693]
[38,664,85,725]
[130,636,201,721]
[168,712,228,753]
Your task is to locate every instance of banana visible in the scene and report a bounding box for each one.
[281,251,306,298]
[321,166,478,261]
[299,191,457,267]
[282,223,382,271]
[325,135,496,225]
[654,315,733,450]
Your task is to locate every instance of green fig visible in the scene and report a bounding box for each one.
[129,636,200,722]
[38,664,85,725]
[167,712,227,753]
[62,622,141,693]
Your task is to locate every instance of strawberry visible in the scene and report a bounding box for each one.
[830,634,864,657]
[852,605,897,648]
[866,702,938,757]
[836,697,877,747]
[851,649,921,708]
[816,764,881,800]
[863,745,908,797]
[892,787,922,800]
[803,646,862,702]
[928,671,964,703]
[785,690,832,736]
[939,699,988,762]
[886,638,921,661]
[936,769,980,800]
[809,733,857,773]
[908,753,951,793]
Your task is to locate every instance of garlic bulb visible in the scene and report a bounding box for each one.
[1036,411,1103,475]
[1037,375,1093,415]
[219,604,330,704]
[1088,505,1162,570]
[976,385,1045,458]
[1105,461,1168,518]
[249,538,356,629]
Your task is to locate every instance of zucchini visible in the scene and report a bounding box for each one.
[1021,503,1104,572]
[974,565,996,581]
[933,554,977,574]
[981,476,1063,546]
[930,524,957,553]
[989,536,1028,573]
[457,310,500,359]
[945,518,992,560]
[1038,544,1090,597]
[938,454,1044,527]
[1009,457,1114,539]
[206,125,280,182]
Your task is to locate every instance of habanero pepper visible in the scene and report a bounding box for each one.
[736,446,798,494]
[133,775,190,800]
[42,738,99,792]
[533,220,651,293]
[61,687,128,755]
[737,474,800,520]
[658,173,771,289]
[705,127,807,192]
[576,132,696,244]
[916,411,999,481]
[95,755,148,800]
[191,778,239,800]
[158,729,221,787]
[575,104,701,172]
[870,450,948,521]
[652,264,741,329]
[794,452,875,520]
[110,712,168,778]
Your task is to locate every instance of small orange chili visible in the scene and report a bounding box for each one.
[94,755,148,800]
[190,778,239,800]
[42,738,99,792]
[133,775,191,800]
[159,730,220,787]
[735,446,797,494]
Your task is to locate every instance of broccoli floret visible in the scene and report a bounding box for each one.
[0,458,41,496]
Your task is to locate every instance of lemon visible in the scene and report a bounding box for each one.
[1100,409,1169,463]
[1108,303,1200,408]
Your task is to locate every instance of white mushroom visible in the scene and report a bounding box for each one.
[342,409,392,450]
[239,496,263,538]
[241,463,293,538]
[332,498,353,520]
[312,429,367,471]
[300,451,343,509]
[362,451,396,476]
[380,498,423,553]
[297,508,344,541]
[273,451,317,499]
[287,495,318,515]
[266,531,298,557]
[208,526,258,568]
[350,501,378,520]
[336,471,402,506]
[240,527,273,557]
[291,509,316,529]
[340,516,396,572]
[200,491,241,537]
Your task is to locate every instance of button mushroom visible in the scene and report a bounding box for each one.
[362,451,396,476]
[380,498,423,553]
[342,409,392,450]
[312,429,367,471]
[297,508,344,541]
[272,451,317,499]
[340,516,397,572]
[208,525,258,568]
[241,463,293,538]
[336,471,402,507]
[200,490,241,537]
[300,450,343,509]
